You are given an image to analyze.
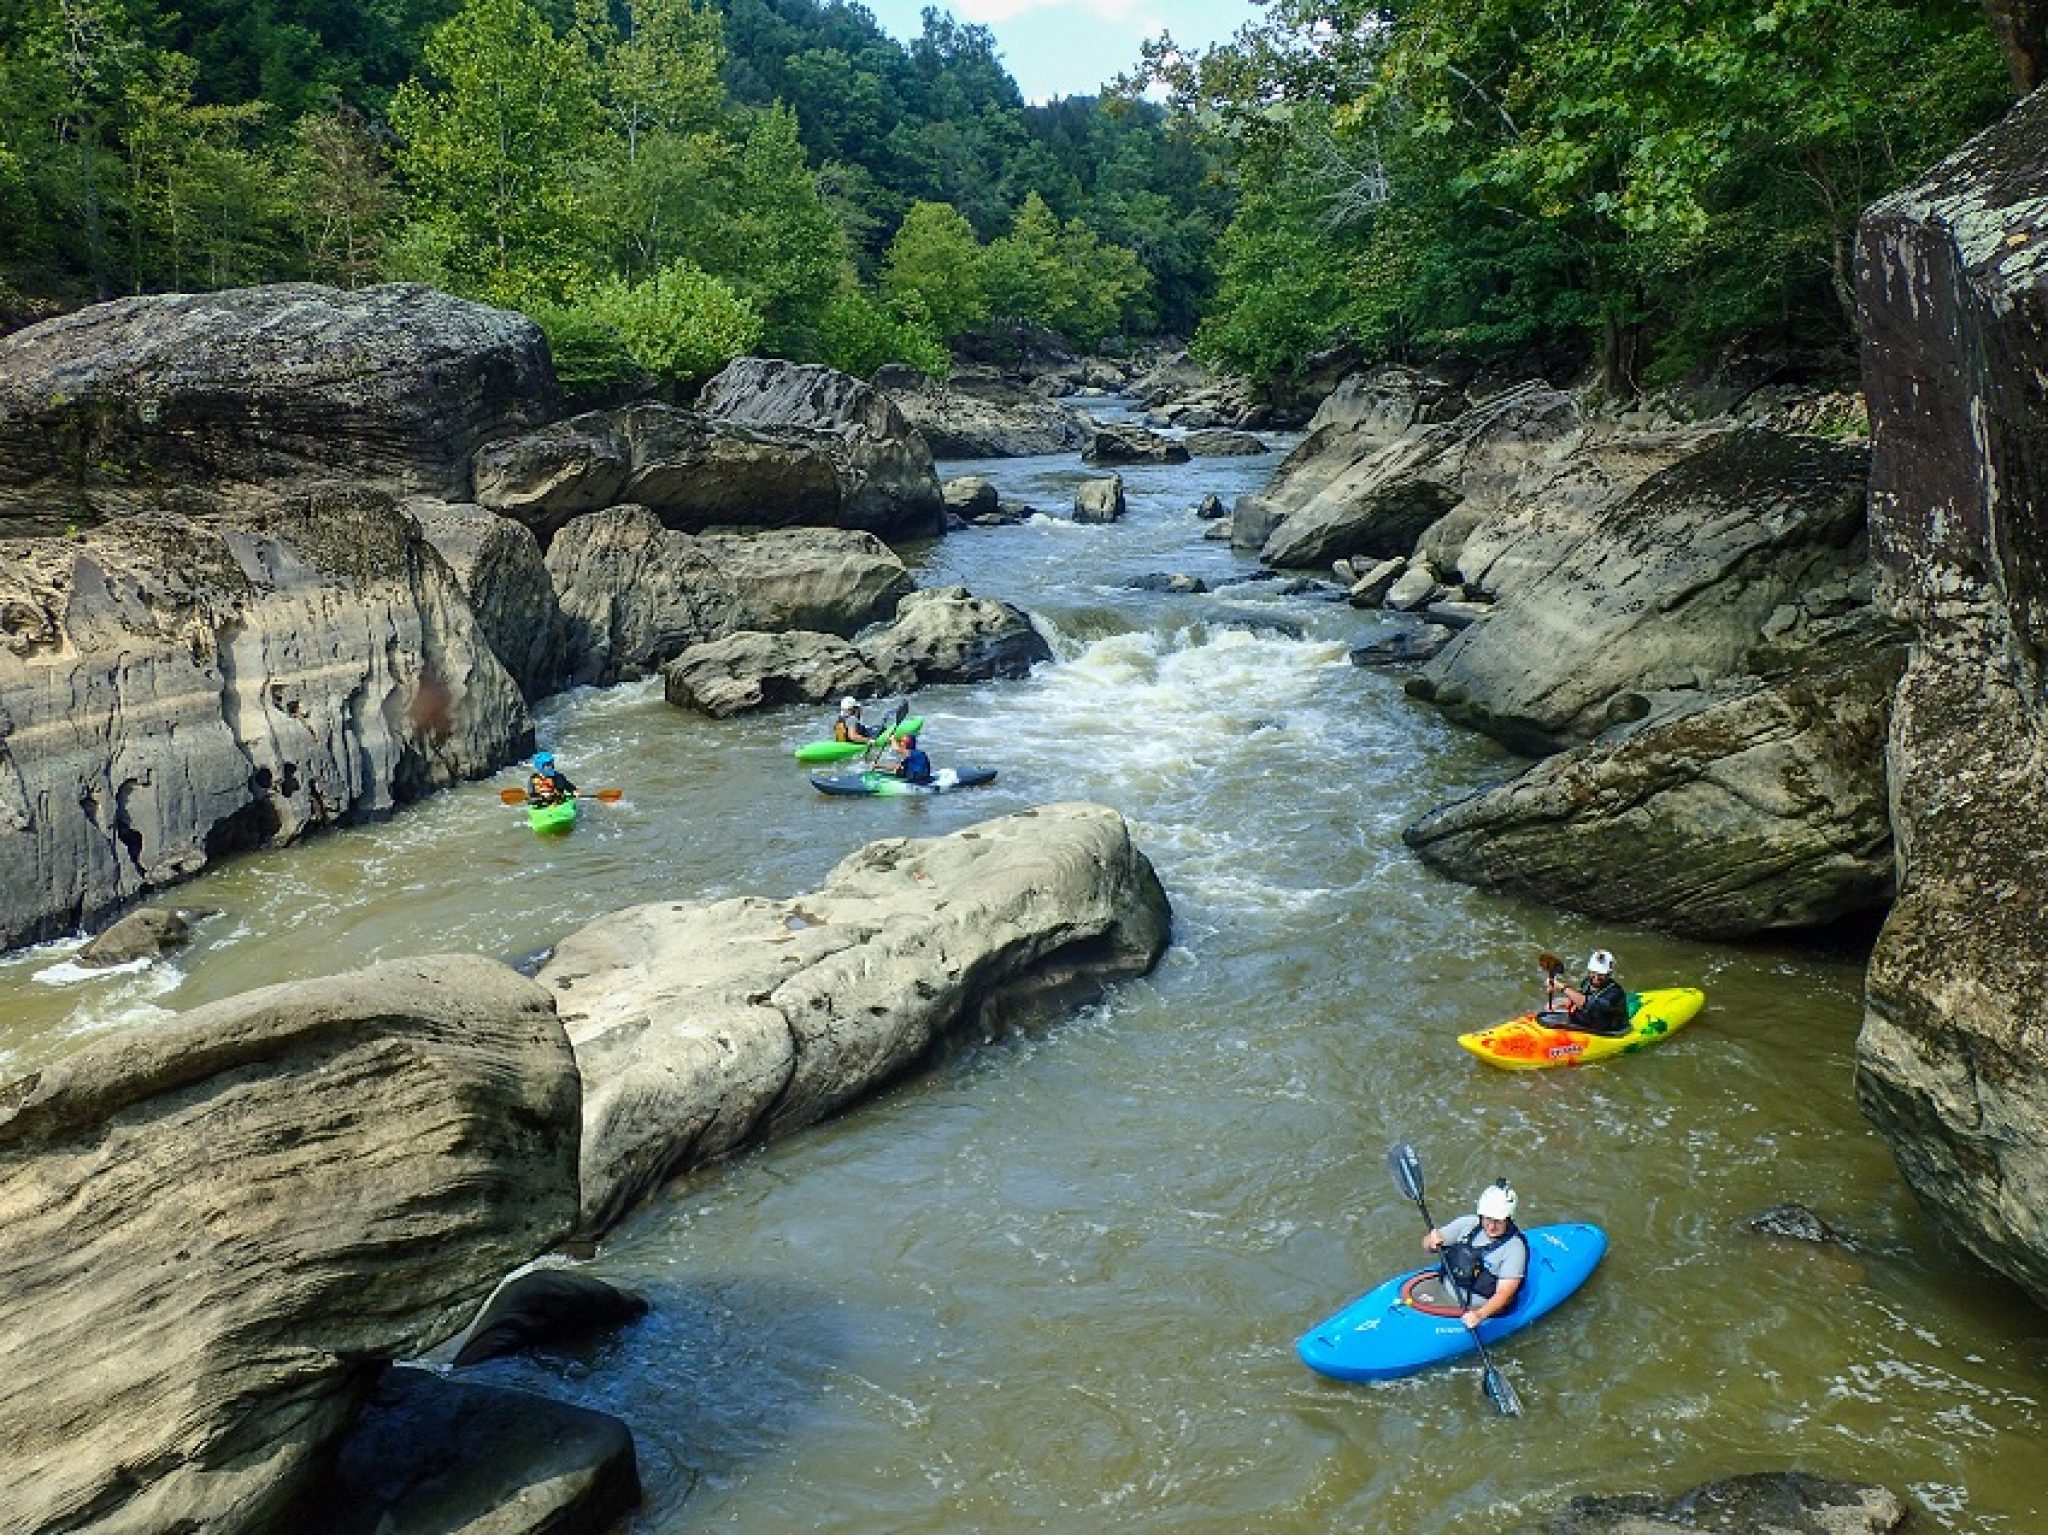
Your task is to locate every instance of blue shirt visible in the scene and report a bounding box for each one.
[899,748,931,784]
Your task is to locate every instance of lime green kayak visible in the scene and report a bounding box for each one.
[794,715,924,763]
[527,797,578,834]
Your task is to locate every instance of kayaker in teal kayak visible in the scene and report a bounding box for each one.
[528,751,578,807]
[879,731,933,785]
[1423,1181,1528,1330]
[833,697,876,746]
[1541,949,1629,1035]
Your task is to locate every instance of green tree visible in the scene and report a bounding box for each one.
[982,189,1062,326]
[576,258,762,388]
[387,0,599,304]
[813,278,948,378]
[880,199,986,340]
[289,104,395,288]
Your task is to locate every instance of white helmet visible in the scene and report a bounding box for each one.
[1476,1181,1518,1221]
[841,697,860,712]
[1585,949,1615,975]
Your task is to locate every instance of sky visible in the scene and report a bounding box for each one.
[860,0,1255,103]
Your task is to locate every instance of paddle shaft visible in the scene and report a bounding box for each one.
[1388,1142,1521,1416]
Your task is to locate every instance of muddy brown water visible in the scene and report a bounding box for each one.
[3,414,2042,1530]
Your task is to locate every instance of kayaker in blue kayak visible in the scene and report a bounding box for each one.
[1542,949,1629,1035]
[833,697,875,745]
[1423,1181,1528,1330]
[880,731,933,785]
[528,751,578,807]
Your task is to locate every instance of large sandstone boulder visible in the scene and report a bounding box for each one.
[0,284,554,530]
[545,506,911,686]
[410,498,568,702]
[474,360,946,546]
[1083,422,1190,466]
[0,487,530,952]
[1415,431,1871,754]
[1404,638,1903,938]
[1853,87,2048,1308]
[0,954,582,1534]
[662,630,880,717]
[1255,383,1584,570]
[542,804,1172,1233]
[696,358,946,540]
[857,585,1053,689]
[875,366,1092,457]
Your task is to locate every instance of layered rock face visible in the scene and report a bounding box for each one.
[1853,89,2048,1306]
[0,284,554,528]
[545,505,913,685]
[539,803,1172,1233]
[475,363,946,545]
[1418,431,1873,754]
[875,365,1091,457]
[0,487,530,951]
[409,497,567,701]
[0,954,582,1534]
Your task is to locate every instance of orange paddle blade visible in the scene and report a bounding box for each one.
[593,788,624,802]
[499,787,529,804]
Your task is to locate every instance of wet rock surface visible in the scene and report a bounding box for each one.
[1517,1471,1906,1534]
[1852,85,2048,1309]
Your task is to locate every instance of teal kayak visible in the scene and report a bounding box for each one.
[810,767,996,797]
[527,797,578,834]
[794,715,924,764]
[1297,1223,1607,1383]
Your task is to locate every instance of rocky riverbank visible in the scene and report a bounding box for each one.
[1235,86,2048,1325]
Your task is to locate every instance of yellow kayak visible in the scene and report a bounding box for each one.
[1458,987,1706,1071]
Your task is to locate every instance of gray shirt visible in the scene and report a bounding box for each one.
[1439,1215,1528,1283]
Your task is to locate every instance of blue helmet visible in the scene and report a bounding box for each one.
[533,752,555,770]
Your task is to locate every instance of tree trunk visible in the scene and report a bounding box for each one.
[1984,0,2048,93]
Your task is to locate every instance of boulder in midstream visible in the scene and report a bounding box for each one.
[540,803,1171,1235]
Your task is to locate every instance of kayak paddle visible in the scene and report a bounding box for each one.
[862,699,910,763]
[500,787,623,804]
[1538,951,1566,1014]
[1388,1141,1522,1417]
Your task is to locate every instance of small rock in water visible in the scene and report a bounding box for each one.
[1517,1470,1906,1534]
[76,906,218,968]
[1121,573,1209,594]
[1350,627,1454,667]
[1194,493,1227,520]
[1746,1203,1847,1247]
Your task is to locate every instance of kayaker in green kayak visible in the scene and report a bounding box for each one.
[1541,949,1629,1035]
[1423,1181,1528,1330]
[528,751,578,807]
[833,697,876,746]
[879,730,933,785]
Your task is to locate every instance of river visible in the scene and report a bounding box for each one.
[2,409,2042,1531]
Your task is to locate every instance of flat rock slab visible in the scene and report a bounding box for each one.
[541,803,1171,1234]
[0,954,581,1535]
[1518,1471,1905,1534]
[291,1369,639,1535]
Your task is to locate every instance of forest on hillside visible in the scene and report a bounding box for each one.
[0,0,1224,388]
[0,0,2030,398]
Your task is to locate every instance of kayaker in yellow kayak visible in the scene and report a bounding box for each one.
[528,751,577,807]
[832,697,876,745]
[1423,1181,1528,1330]
[1540,949,1630,1036]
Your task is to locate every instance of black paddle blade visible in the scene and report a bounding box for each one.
[890,700,909,728]
[1482,1363,1523,1417]
[1388,1142,1425,1205]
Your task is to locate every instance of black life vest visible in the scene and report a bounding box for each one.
[1441,1219,1527,1299]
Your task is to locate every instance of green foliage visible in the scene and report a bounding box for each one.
[985,191,1151,347]
[880,200,986,341]
[1155,0,2013,388]
[572,259,763,388]
[387,0,600,304]
[813,280,948,379]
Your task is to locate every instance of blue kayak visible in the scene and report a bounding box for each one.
[1297,1222,1607,1383]
[810,767,997,797]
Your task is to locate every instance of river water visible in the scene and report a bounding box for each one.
[2,410,2042,1530]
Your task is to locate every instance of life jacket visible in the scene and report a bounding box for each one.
[1441,1219,1527,1300]
[834,717,856,742]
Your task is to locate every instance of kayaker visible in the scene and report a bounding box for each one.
[528,752,578,807]
[833,697,875,745]
[1545,949,1629,1036]
[1423,1181,1528,1329]
[882,731,932,785]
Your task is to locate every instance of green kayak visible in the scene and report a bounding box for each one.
[527,797,579,834]
[794,715,924,763]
